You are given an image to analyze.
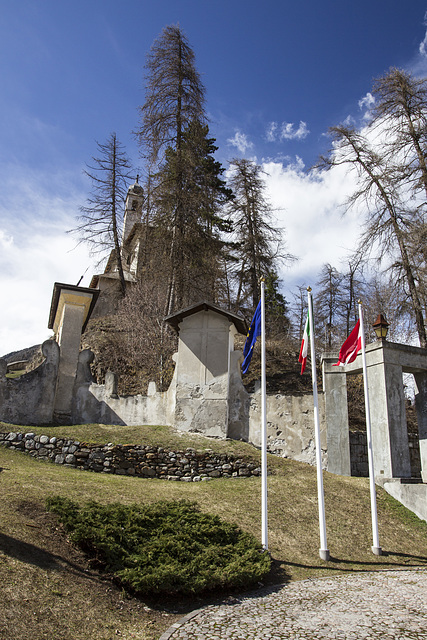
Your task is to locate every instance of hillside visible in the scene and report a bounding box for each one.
[0,423,427,640]
[1,344,41,364]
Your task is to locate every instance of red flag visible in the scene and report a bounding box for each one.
[334,319,362,366]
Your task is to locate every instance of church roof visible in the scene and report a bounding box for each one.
[164,301,247,335]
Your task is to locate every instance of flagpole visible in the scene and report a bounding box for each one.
[260,279,268,550]
[307,288,330,561]
[358,301,382,556]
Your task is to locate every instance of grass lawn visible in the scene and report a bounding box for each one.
[0,422,427,640]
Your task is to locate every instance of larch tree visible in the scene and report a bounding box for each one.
[321,123,427,347]
[153,120,233,307]
[340,256,366,336]
[290,284,309,342]
[264,271,290,337]
[225,158,289,314]
[136,24,207,314]
[315,263,343,349]
[371,68,427,200]
[73,133,133,297]
[371,68,427,333]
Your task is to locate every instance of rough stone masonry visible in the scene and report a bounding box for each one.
[0,431,261,481]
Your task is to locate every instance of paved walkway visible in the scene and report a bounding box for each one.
[159,569,427,639]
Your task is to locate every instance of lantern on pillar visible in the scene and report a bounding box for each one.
[372,314,389,341]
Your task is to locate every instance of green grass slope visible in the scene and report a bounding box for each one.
[0,423,426,640]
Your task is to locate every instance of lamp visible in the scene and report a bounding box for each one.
[372,313,389,341]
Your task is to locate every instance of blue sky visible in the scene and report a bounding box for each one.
[1,0,427,354]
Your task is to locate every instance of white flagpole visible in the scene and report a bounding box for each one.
[260,279,268,550]
[307,288,330,561]
[358,301,382,556]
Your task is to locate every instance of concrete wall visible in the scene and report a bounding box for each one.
[0,341,59,425]
[382,479,427,522]
[70,348,326,465]
[0,343,326,469]
[248,388,327,467]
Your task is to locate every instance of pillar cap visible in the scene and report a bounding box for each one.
[164,301,247,335]
[48,282,100,333]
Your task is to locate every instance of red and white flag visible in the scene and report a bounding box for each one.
[299,312,310,374]
[334,319,362,366]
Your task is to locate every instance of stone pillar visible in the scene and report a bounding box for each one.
[49,283,98,424]
[366,355,411,479]
[414,372,427,483]
[321,354,351,476]
[323,340,427,482]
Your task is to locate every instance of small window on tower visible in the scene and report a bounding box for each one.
[131,199,137,210]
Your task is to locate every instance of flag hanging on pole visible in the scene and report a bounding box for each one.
[299,311,310,374]
[334,319,362,366]
[242,301,262,374]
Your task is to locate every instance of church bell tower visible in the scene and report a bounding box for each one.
[122,176,144,245]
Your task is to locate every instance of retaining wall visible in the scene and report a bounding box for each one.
[0,432,261,482]
[350,431,421,478]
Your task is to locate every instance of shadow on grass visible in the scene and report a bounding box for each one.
[275,550,427,576]
[0,531,101,582]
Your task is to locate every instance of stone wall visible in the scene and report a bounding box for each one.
[350,431,421,478]
[0,432,261,482]
[249,390,328,468]
[0,342,327,470]
[0,342,59,425]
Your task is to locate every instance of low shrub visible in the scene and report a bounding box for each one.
[46,497,271,596]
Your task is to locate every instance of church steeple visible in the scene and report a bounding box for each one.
[122,176,144,245]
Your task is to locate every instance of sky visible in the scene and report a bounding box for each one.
[1,0,427,355]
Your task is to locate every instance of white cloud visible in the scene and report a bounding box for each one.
[358,92,375,111]
[266,122,277,142]
[281,121,309,140]
[267,120,310,142]
[419,12,427,57]
[0,167,96,356]
[420,34,427,57]
[343,115,356,127]
[0,222,94,356]
[358,92,375,121]
[407,13,427,76]
[227,130,254,154]
[0,229,13,249]
[261,158,362,292]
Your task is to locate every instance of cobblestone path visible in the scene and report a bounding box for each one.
[160,569,427,639]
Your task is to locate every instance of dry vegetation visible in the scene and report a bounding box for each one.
[0,423,427,640]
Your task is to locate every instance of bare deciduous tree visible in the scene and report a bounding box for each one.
[321,124,427,347]
[72,133,133,296]
[114,279,177,391]
[137,24,206,166]
[372,68,427,199]
[315,263,343,349]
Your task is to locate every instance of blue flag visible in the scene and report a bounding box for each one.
[242,301,262,374]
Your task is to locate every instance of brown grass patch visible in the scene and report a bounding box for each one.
[0,433,427,639]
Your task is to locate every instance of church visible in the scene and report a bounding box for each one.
[89,177,146,318]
